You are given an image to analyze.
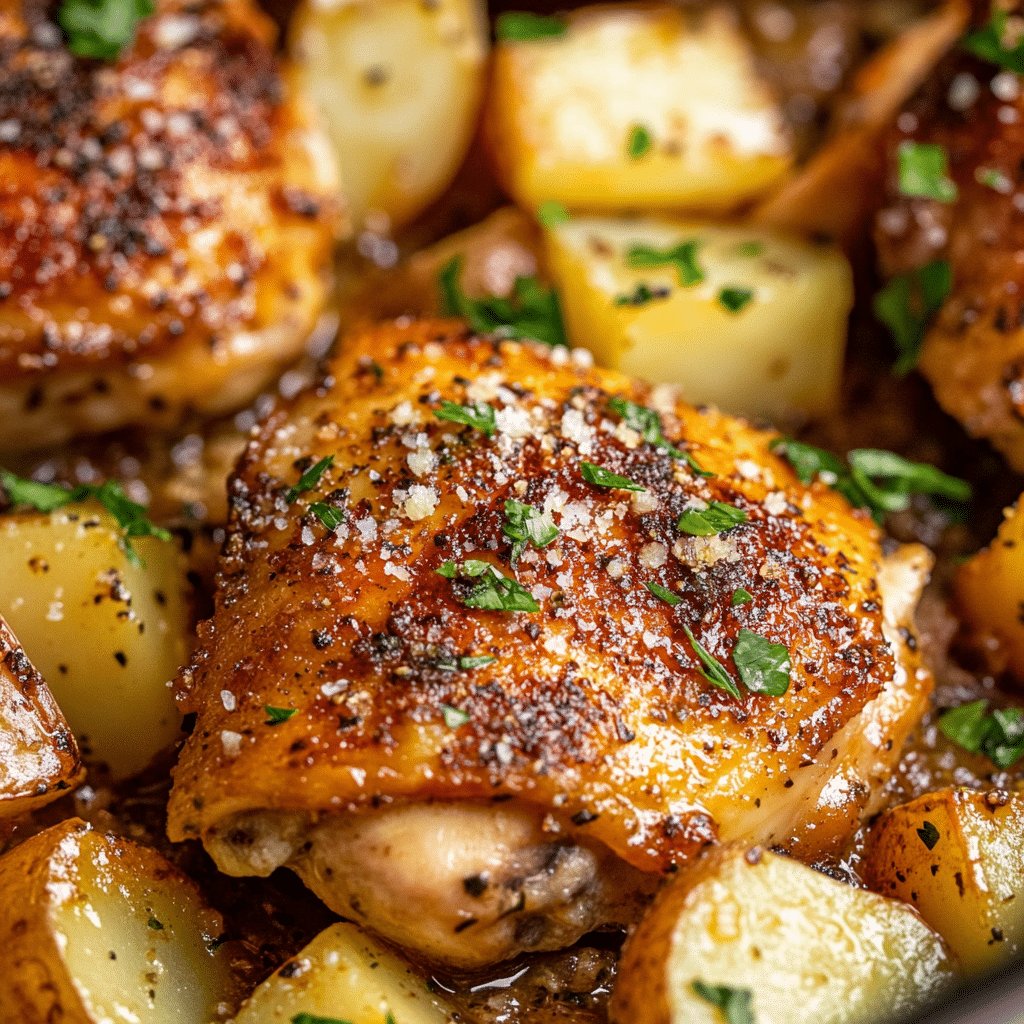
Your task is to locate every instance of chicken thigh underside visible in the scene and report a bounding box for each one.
[168,319,932,967]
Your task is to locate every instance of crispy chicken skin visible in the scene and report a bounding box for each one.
[167,319,932,966]
[874,22,1024,470]
[0,0,340,451]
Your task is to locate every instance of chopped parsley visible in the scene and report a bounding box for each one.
[614,282,670,307]
[59,0,152,60]
[681,625,741,700]
[609,397,712,477]
[897,141,957,203]
[439,257,567,348]
[718,287,754,313]
[459,655,496,670]
[626,241,704,287]
[736,241,764,257]
[732,628,790,696]
[439,561,540,613]
[0,469,170,568]
[770,439,970,524]
[963,9,1024,73]
[308,502,344,530]
[264,705,298,726]
[917,820,940,851]
[976,166,1013,193]
[939,700,1024,769]
[503,499,558,563]
[627,124,653,160]
[873,260,951,376]
[495,10,567,41]
[537,201,570,228]
[691,981,755,1024]
[286,455,334,503]
[645,581,681,606]
[677,501,748,536]
[580,461,646,491]
[440,704,471,729]
[731,587,753,606]
[290,1016,354,1024]
[434,399,496,437]
[147,917,163,930]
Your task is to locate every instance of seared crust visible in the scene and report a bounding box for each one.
[0,0,340,445]
[168,319,898,873]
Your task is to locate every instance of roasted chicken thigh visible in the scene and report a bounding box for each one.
[168,319,932,966]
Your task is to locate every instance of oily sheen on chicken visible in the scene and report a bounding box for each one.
[167,319,933,967]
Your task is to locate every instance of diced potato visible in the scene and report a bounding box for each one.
[865,788,1024,973]
[0,505,190,779]
[483,5,793,216]
[0,615,83,818]
[0,818,238,1023]
[232,921,457,1024]
[545,216,852,420]
[957,500,1024,682]
[289,0,488,229]
[610,845,954,1024]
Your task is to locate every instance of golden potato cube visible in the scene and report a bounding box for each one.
[290,0,488,229]
[0,506,189,779]
[545,216,852,419]
[956,498,1024,682]
[611,844,954,1024]
[865,788,1024,973]
[233,921,456,1024]
[0,818,238,1023]
[0,615,83,818]
[484,5,793,215]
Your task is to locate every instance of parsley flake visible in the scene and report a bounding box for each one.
[645,581,681,606]
[627,124,653,160]
[897,141,957,203]
[732,628,790,696]
[439,257,566,348]
[440,561,540,613]
[737,241,764,257]
[580,461,646,491]
[976,166,1013,193]
[917,820,940,851]
[264,705,298,726]
[691,980,755,1024]
[460,655,496,670]
[731,587,753,606]
[434,399,496,437]
[503,499,558,563]
[681,625,741,700]
[59,0,153,60]
[718,287,754,313]
[873,260,950,376]
[608,396,711,475]
[308,502,344,530]
[677,501,747,536]
[147,917,163,930]
[495,10,567,41]
[939,700,1024,769]
[537,201,570,227]
[963,9,1024,73]
[440,704,471,729]
[626,240,704,287]
[614,282,671,307]
[286,456,334,503]
[290,1016,354,1024]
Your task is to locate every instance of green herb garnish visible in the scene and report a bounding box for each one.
[737,241,764,257]
[917,820,940,850]
[459,655,496,670]
[976,166,1012,192]
[439,561,540,613]
[681,625,741,700]
[286,455,334,503]
[308,502,344,530]
[503,499,558,563]
[626,240,704,287]
[59,0,153,60]
[731,587,753,606]
[608,396,711,476]
[580,461,646,491]
[963,9,1024,73]
[440,704,471,729]
[645,581,681,606]
[732,628,790,696]
[537,201,570,227]
[290,1016,354,1024]
[147,917,163,930]
[495,10,567,41]
[614,282,670,307]
[627,124,653,159]
[434,399,497,437]
[691,981,755,1024]
[873,260,950,375]
[939,700,1024,769]
[718,287,754,313]
[677,501,748,536]
[897,141,957,203]
[439,257,566,348]
[264,705,298,726]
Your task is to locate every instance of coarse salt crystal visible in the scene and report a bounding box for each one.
[220,690,236,711]
[404,485,438,521]
[220,731,243,757]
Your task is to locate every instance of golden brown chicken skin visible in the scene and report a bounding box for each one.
[167,319,931,966]
[0,0,340,451]
[874,26,1024,470]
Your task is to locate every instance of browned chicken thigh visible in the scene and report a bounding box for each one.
[168,319,932,967]
[0,0,341,451]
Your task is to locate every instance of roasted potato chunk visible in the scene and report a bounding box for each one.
[865,788,1024,973]
[0,615,83,818]
[290,0,488,230]
[545,216,852,419]
[0,505,189,779]
[483,4,792,216]
[611,844,955,1024]
[0,818,237,1024]
[233,921,456,1024]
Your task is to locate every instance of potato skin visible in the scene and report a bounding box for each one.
[0,616,83,818]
